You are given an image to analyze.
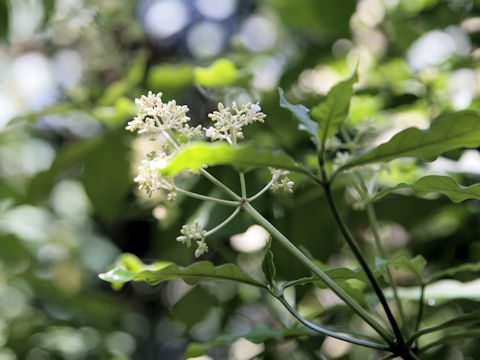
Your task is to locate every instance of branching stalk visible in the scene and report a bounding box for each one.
[274,295,390,350]
[175,187,239,206]
[242,201,395,345]
[205,206,242,237]
[321,182,405,348]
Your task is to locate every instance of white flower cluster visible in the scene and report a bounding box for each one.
[134,152,176,200]
[269,168,294,193]
[176,221,209,258]
[205,102,266,144]
[332,151,353,172]
[126,91,202,140]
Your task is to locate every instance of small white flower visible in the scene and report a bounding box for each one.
[134,153,175,197]
[333,151,352,172]
[269,167,294,193]
[195,239,209,258]
[205,101,266,144]
[176,221,206,249]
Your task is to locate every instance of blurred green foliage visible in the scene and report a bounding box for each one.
[1,0,480,359]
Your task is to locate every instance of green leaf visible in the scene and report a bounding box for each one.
[339,110,480,172]
[374,175,480,203]
[194,59,238,87]
[183,326,316,359]
[311,72,357,150]
[99,257,267,289]
[278,88,320,147]
[376,255,426,282]
[429,261,480,283]
[262,238,276,287]
[159,142,309,176]
[148,63,194,90]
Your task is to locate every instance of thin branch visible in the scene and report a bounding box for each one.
[275,295,390,351]
[205,206,242,237]
[175,187,239,206]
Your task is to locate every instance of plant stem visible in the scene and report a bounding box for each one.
[275,294,390,350]
[414,283,425,341]
[248,179,274,202]
[199,168,241,200]
[242,202,395,345]
[366,201,408,331]
[239,171,247,197]
[321,182,405,349]
[175,187,239,206]
[205,206,242,236]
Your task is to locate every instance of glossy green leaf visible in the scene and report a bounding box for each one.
[159,142,309,176]
[374,175,480,203]
[339,110,480,172]
[194,59,238,87]
[376,255,426,282]
[183,326,315,359]
[278,88,320,147]
[311,72,357,150]
[262,238,276,287]
[99,257,267,289]
[429,261,480,283]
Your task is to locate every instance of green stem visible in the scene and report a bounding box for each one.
[205,206,242,237]
[175,187,239,206]
[414,284,425,342]
[275,295,390,350]
[242,202,395,345]
[418,330,480,354]
[407,311,480,346]
[248,179,274,202]
[239,171,247,198]
[199,168,241,200]
[321,182,405,349]
[366,201,408,332]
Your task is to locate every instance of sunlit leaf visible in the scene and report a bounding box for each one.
[278,88,320,147]
[373,175,480,203]
[148,63,194,90]
[99,257,267,289]
[311,72,357,150]
[194,59,238,87]
[159,142,310,176]
[338,111,480,173]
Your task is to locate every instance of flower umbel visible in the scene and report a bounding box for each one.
[134,152,176,199]
[205,102,266,144]
[176,221,208,257]
[269,168,294,193]
[126,91,202,140]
